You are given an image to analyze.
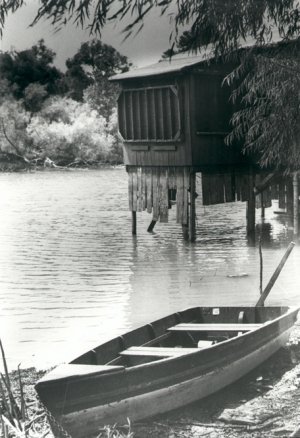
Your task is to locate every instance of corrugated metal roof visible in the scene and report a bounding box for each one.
[110,51,214,81]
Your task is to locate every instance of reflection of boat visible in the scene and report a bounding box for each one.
[36,305,299,438]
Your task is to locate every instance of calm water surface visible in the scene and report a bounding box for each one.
[0,168,299,370]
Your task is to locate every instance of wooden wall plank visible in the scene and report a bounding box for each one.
[132,168,138,212]
[165,88,172,139]
[128,167,133,210]
[122,92,128,139]
[144,90,149,140]
[135,92,142,139]
[176,168,184,223]
[168,167,176,190]
[256,192,262,209]
[158,88,164,140]
[141,167,147,210]
[224,173,235,202]
[146,168,153,213]
[136,167,143,212]
[159,169,169,222]
[129,91,134,140]
[182,167,189,225]
[152,168,160,221]
[151,89,157,140]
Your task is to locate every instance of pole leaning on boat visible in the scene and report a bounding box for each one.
[255,241,295,307]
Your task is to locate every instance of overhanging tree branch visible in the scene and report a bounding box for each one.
[1,0,300,53]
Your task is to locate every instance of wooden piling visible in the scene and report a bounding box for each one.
[147,220,157,233]
[132,211,137,235]
[246,170,256,238]
[189,172,196,242]
[293,172,299,237]
[260,194,265,219]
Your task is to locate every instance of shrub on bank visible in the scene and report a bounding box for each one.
[0,96,123,170]
[27,97,117,166]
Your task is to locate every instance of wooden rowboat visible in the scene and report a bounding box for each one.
[35,305,299,438]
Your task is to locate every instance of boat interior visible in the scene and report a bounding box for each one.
[71,306,289,368]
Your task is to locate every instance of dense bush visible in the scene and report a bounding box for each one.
[28,97,118,165]
[0,96,122,168]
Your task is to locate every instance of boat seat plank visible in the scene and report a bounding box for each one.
[168,323,263,332]
[120,346,200,357]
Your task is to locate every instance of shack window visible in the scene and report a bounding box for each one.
[118,86,181,142]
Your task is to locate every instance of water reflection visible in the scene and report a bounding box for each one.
[0,169,299,370]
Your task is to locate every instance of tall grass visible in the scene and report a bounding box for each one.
[0,339,55,437]
[0,339,27,437]
[97,420,134,438]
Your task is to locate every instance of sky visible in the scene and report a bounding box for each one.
[0,1,175,70]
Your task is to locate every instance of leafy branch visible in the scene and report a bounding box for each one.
[225,47,300,173]
[2,0,300,53]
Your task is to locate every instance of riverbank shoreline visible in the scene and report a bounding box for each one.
[0,161,125,173]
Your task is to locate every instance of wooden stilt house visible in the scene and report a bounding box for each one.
[110,53,257,239]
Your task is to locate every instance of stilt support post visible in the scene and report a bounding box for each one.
[189,172,196,242]
[247,169,256,238]
[147,220,157,233]
[132,211,137,235]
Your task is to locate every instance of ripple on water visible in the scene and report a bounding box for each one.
[0,168,299,369]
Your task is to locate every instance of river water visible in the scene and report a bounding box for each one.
[0,168,300,371]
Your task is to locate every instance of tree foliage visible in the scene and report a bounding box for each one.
[64,40,130,118]
[225,43,300,172]
[23,83,48,112]
[0,39,63,104]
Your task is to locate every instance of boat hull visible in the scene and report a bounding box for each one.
[36,306,299,438]
[60,327,291,437]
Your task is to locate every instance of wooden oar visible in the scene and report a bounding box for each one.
[255,241,295,307]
